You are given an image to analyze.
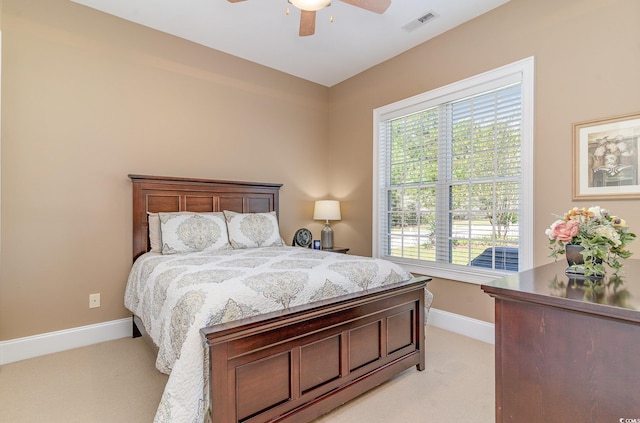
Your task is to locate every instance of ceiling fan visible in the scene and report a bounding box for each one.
[227,0,391,36]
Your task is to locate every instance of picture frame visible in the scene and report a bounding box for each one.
[573,112,640,200]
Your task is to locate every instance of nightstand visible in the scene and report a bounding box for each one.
[321,246,349,254]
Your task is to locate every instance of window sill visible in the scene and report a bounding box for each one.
[384,256,518,285]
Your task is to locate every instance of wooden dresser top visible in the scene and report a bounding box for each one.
[482,259,640,323]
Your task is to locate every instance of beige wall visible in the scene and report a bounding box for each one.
[329,0,640,323]
[0,0,330,340]
[2,0,639,340]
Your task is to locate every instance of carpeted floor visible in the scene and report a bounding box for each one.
[0,326,494,422]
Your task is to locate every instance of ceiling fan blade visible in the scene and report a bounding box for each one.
[299,10,316,36]
[340,0,391,14]
[227,0,246,2]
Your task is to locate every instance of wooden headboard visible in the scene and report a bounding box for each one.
[129,174,282,261]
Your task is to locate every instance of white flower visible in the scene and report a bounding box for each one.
[596,225,621,246]
[588,206,605,219]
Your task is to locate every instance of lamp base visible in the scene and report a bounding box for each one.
[321,222,333,249]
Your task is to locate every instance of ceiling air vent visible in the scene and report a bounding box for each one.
[402,10,439,32]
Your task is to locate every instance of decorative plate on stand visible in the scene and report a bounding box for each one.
[292,228,313,248]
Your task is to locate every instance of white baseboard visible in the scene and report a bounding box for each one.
[0,318,132,365]
[427,308,495,344]
[0,310,491,365]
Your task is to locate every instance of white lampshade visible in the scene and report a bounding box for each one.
[289,0,331,11]
[313,200,341,221]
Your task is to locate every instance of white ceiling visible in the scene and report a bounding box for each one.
[70,0,510,87]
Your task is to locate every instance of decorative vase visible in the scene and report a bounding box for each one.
[565,244,603,277]
[565,244,586,266]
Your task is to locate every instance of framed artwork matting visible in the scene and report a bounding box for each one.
[573,112,640,200]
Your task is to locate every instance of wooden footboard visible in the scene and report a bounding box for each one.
[201,277,428,423]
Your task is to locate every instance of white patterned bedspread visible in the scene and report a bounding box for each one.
[124,246,414,423]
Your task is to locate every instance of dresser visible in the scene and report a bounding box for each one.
[481,260,640,423]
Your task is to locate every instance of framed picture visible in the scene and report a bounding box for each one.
[573,112,640,200]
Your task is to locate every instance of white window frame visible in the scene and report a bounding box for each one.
[372,57,534,284]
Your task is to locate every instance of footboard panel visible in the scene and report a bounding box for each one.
[202,277,428,423]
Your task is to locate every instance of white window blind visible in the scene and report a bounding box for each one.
[373,58,534,283]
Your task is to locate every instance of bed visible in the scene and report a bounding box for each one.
[126,174,431,423]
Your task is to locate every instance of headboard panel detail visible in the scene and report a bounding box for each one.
[129,174,282,261]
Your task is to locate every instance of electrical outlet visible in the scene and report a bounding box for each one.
[89,293,100,309]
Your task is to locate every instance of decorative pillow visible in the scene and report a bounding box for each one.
[223,210,284,249]
[148,212,162,253]
[159,212,230,254]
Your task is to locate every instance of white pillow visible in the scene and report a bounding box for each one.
[147,212,162,253]
[159,212,230,254]
[223,210,284,249]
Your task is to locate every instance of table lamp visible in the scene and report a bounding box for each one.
[313,200,341,249]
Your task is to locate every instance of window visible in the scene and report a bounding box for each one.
[373,58,534,284]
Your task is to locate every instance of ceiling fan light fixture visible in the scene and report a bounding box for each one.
[289,0,331,12]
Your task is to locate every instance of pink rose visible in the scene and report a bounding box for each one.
[550,220,579,243]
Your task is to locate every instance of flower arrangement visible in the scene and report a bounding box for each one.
[546,206,636,275]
